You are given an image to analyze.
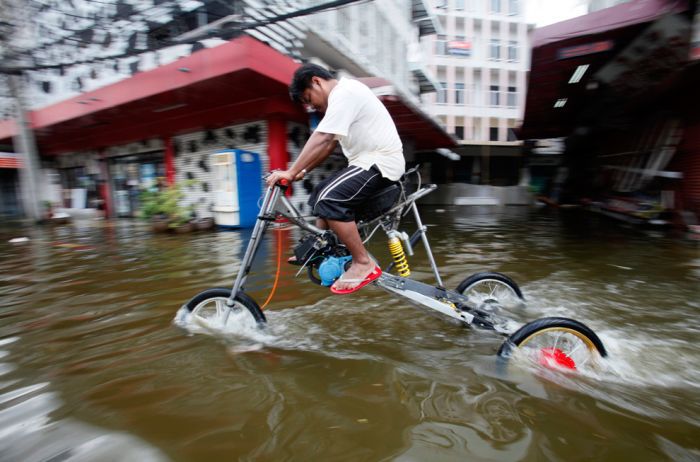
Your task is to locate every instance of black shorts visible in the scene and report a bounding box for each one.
[308,165,395,222]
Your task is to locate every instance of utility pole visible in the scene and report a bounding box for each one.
[3,0,42,221]
[8,74,42,221]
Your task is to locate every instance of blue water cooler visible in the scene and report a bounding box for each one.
[211,149,261,228]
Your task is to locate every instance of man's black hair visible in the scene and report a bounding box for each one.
[289,63,334,104]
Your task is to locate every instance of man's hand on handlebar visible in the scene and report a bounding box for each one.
[265,169,306,187]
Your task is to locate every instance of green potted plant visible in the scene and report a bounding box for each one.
[139,179,196,232]
[170,204,195,233]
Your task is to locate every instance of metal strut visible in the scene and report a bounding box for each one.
[411,202,443,288]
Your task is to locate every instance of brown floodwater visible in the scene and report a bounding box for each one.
[0,206,698,461]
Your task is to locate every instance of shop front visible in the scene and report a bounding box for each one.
[0,158,21,217]
[108,151,164,217]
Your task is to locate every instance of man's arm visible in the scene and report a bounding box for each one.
[266,131,338,186]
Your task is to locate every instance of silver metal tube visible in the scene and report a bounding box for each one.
[358,184,437,230]
[412,202,443,288]
[278,195,326,234]
[224,186,280,323]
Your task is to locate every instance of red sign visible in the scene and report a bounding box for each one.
[448,40,472,56]
[557,40,614,60]
[0,153,22,169]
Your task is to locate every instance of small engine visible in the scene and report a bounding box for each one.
[318,255,352,286]
[293,232,351,285]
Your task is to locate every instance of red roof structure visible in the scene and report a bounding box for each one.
[520,0,690,139]
[0,36,303,154]
[0,37,455,154]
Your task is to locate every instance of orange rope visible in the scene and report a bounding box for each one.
[260,228,283,310]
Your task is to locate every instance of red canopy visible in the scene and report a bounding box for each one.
[520,0,690,139]
[0,36,304,154]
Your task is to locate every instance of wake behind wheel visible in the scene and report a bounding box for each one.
[183,288,266,330]
[456,272,524,309]
[498,317,607,371]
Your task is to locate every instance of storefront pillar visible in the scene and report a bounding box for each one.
[98,149,113,218]
[267,117,289,172]
[164,137,175,186]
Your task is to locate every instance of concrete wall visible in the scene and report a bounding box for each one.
[419,183,531,205]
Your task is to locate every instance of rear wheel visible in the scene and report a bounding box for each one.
[183,288,266,329]
[498,317,607,371]
[456,272,523,308]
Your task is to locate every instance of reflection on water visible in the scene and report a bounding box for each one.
[0,208,698,461]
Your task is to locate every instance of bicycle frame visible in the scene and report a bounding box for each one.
[224,180,498,331]
[183,176,608,368]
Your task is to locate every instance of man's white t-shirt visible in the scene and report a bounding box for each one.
[315,78,405,181]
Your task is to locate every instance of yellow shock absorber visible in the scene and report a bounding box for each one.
[388,234,411,277]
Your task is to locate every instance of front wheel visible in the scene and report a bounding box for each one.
[183,288,266,329]
[498,317,607,370]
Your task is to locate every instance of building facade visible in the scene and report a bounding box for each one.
[0,0,454,219]
[421,0,531,144]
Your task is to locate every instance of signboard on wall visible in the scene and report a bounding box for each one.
[0,152,22,169]
[557,40,613,60]
[448,41,472,56]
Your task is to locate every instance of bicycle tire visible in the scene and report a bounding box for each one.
[456,272,524,300]
[184,288,266,325]
[498,316,607,363]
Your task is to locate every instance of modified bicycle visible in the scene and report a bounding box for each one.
[179,167,608,371]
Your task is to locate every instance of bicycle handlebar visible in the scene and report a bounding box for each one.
[263,172,290,189]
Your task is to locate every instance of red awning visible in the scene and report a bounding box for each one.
[532,0,687,48]
[358,77,456,150]
[520,0,690,139]
[0,38,456,154]
[0,36,304,154]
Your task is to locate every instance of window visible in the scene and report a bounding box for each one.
[436,35,447,55]
[489,39,501,60]
[507,86,517,107]
[437,82,448,104]
[490,0,501,13]
[507,128,517,141]
[508,41,518,61]
[489,127,499,141]
[489,85,500,106]
[455,126,464,140]
[508,0,518,15]
[455,0,465,10]
[455,83,465,104]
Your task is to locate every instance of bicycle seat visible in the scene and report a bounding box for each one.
[357,183,401,222]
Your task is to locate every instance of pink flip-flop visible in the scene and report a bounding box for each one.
[330,265,382,295]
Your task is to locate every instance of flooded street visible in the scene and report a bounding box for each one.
[0,207,698,461]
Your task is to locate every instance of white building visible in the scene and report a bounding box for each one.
[421,0,532,144]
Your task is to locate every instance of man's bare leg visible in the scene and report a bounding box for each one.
[327,219,375,291]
